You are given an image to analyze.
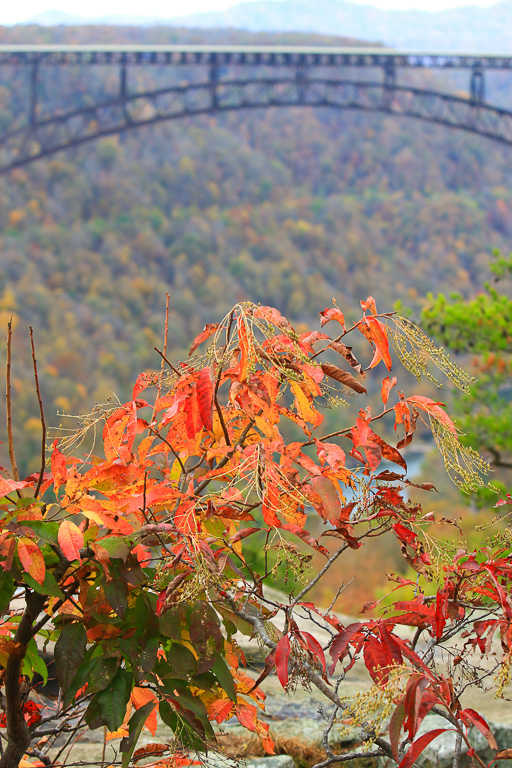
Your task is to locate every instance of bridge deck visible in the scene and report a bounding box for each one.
[0,45,512,69]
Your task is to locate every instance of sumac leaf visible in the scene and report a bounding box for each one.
[275,635,291,688]
[321,364,367,394]
[17,538,45,585]
[55,622,87,691]
[398,729,448,768]
[58,520,83,563]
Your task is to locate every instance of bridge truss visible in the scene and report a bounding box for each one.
[1,45,512,173]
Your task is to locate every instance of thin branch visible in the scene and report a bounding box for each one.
[5,318,21,491]
[214,370,231,447]
[154,293,170,418]
[154,346,180,376]
[30,327,46,498]
[291,544,348,605]
[147,425,186,475]
[313,748,385,767]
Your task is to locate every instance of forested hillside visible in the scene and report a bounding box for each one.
[1,25,512,474]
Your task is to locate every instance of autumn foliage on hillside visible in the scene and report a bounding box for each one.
[0,298,511,768]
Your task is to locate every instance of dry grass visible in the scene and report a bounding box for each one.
[216,732,326,767]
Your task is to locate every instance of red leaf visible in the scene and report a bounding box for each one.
[132,372,153,400]
[381,376,397,405]
[329,623,363,672]
[184,394,203,439]
[300,631,326,673]
[398,729,448,768]
[196,367,214,432]
[319,306,345,329]
[18,538,45,585]
[189,323,219,356]
[58,520,83,563]
[363,636,394,685]
[389,701,406,761]
[393,522,417,545]
[459,709,497,750]
[275,635,291,688]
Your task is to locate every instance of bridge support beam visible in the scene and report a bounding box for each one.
[209,62,218,110]
[383,62,396,111]
[470,66,485,104]
[29,60,38,127]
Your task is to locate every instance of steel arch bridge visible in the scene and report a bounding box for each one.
[2,44,512,174]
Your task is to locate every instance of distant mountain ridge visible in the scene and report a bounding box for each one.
[21,0,512,52]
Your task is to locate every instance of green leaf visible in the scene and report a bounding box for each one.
[89,656,120,692]
[160,643,197,678]
[96,668,131,732]
[22,638,48,685]
[99,537,130,561]
[120,701,157,768]
[158,608,181,639]
[159,699,205,752]
[189,602,223,673]
[104,574,128,618]
[24,569,65,599]
[64,655,95,708]
[54,622,87,691]
[0,573,14,613]
[133,636,158,684]
[212,655,236,702]
[20,520,60,544]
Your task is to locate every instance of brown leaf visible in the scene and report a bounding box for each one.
[495,750,512,760]
[321,364,367,394]
[328,341,364,375]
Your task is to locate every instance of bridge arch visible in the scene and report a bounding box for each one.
[1,77,511,174]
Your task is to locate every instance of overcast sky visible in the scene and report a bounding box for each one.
[0,0,502,25]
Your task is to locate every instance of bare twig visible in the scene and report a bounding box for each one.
[5,319,21,492]
[30,327,46,498]
[154,346,180,377]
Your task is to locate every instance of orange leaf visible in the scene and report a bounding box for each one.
[365,317,392,371]
[319,306,345,329]
[262,481,281,527]
[51,440,68,491]
[236,702,258,731]
[58,520,83,563]
[175,502,198,535]
[360,296,377,314]
[208,699,234,723]
[237,316,251,382]
[131,688,159,735]
[196,367,214,432]
[407,396,457,436]
[381,376,397,405]
[18,538,45,585]
[289,381,323,428]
